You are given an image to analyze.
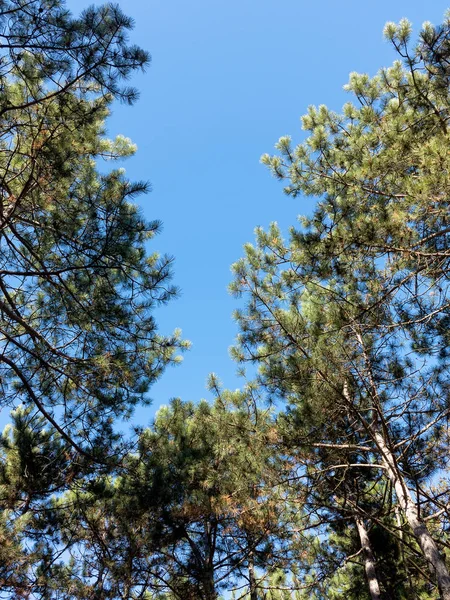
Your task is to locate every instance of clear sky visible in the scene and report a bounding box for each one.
[67,0,450,428]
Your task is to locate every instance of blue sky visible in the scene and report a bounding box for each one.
[68,0,450,428]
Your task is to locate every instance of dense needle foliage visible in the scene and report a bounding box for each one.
[2,3,450,600]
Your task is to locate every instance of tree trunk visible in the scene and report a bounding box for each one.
[202,566,218,600]
[375,432,450,600]
[248,552,258,600]
[395,503,417,598]
[355,517,382,600]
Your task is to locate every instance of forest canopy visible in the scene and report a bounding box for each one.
[1,2,450,600]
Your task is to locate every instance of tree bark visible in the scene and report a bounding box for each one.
[202,573,218,600]
[395,503,417,598]
[355,517,382,600]
[374,432,450,600]
[248,552,258,600]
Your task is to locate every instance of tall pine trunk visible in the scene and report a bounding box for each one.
[395,504,417,598]
[248,552,258,600]
[202,577,218,600]
[374,432,450,600]
[202,562,218,600]
[355,517,382,600]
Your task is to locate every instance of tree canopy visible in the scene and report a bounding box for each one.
[0,0,188,461]
[2,4,450,600]
[230,13,450,600]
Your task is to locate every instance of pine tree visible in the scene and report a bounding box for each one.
[0,406,73,595]
[0,0,187,459]
[231,14,450,599]
[41,387,300,599]
[0,2,188,596]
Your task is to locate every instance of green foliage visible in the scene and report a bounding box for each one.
[4,6,450,600]
[0,1,188,596]
[23,390,295,599]
[0,0,188,460]
[232,13,450,600]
